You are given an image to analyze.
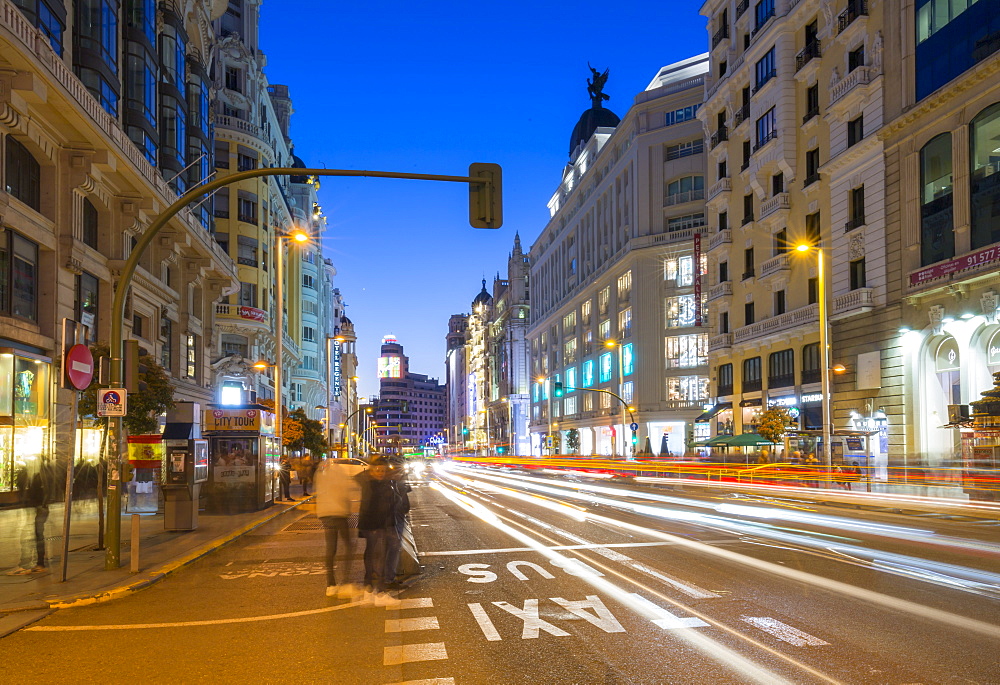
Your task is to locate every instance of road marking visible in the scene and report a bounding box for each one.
[493,599,570,639]
[395,597,434,610]
[26,599,364,631]
[385,679,455,685]
[630,593,709,629]
[551,595,625,633]
[385,616,440,633]
[468,602,502,641]
[420,541,682,556]
[383,642,448,666]
[740,616,829,646]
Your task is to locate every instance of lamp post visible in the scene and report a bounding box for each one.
[605,340,629,459]
[795,242,832,468]
[341,406,373,458]
[275,229,310,456]
[537,376,553,455]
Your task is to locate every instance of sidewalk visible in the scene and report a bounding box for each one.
[0,486,313,619]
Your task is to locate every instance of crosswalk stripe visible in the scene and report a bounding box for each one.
[740,616,829,646]
[384,679,455,685]
[394,597,434,610]
[385,616,440,633]
[383,642,449,666]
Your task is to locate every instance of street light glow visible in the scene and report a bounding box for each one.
[795,243,810,252]
[252,360,271,370]
[290,229,309,243]
[605,340,616,348]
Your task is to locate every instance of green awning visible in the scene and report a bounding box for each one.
[727,433,776,447]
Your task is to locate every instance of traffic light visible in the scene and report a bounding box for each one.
[496,446,505,455]
[469,162,503,229]
[631,432,639,445]
[124,340,149,392]
[462,426,469,436]
[553,381,564,397]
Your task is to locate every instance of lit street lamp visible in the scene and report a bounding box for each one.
[795,242,832,468]
[275,228,310,454]
[604,339,630,459]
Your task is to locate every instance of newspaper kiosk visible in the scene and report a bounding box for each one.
[202,406,279,512]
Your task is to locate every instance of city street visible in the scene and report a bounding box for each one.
[3,465,1000,684]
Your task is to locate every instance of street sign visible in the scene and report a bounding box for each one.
[65,344,95,390]
[630,422,639,431]
[97,388,127,417]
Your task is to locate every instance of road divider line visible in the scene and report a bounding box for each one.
[394,597,433,610]
[385,616,440,633]
[383,642,448,666]
[741,616,829,646]
[385,679,455,685]
[630,593,709,629]
[419,540,695,556]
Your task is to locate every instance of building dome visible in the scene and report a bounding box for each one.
[340,314,353,325]
[290,154,309,183]
[568,107,620,157]
[472,279,492,308]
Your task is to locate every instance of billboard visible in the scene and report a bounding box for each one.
[378,355,401,378]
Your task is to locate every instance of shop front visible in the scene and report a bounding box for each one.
[202,406,279,513]
[0,348,51,506]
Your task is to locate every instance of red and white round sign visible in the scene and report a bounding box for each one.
[65,344,95,390]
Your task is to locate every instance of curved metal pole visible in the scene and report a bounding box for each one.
[105,166,493,569]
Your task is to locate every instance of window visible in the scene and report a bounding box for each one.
[599,392,612,409]
[185,334,197,379]
[237,152,257,172]
[215,141,229,168]
[621,381,634,404]
[718,363,734,395]
[847,185,866,231]
[302,274,316,289]
[719,311,730,334]
[719,210,728,231]
[970,104,1000,249]
[848,45,866,72]
[719,260,729,282]
[754,0,775,31]
[806,211,821,244]
[772,172,784,195]
[805,148,820,185]
[662,254,701,286]
[666,140,704,160]
[213,188,230,218]
[743,356,762,392]
[0,231,39,321]
[81,197,99,248]
[744,301,755,325]
[804,83,820,123]
[237,192,257,224]
[666,175,705,204]
[16,0,67,55]
[743,247,755,279]
[755,107,776,150]
[808,277,818,304]
[5,137,41,212]
[599,352,613,382]
[76,0,118,70]
[302,326,315,342]
[582,359,595,387]
[622,343,634,376]
[618,308,632,337]
[743,194,754,224]
[75,272,98,342]
[664,104,700,126]
[847,115,864,147]
[564,338,577,363]
[718,160,728,181]
[598,286,610,314]
[665,295,697,328]
[160,317,172,370]
[236,235,258,266]
[667,213,706,232]
[665,334,708,368]
[774,228,787,255]
[563,311,577,330]
[617,271,632,298]
[849,258,867,289]
[754,47,776,91]
[238,282,256,308]
[921,133,955,265]
[915,0,1000,99]
[802,342,821,383]
[581,300,591,324]
[768,349,795,388]
[565,366,577,391]
[225,66,242,93]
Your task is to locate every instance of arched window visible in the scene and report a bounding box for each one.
[768,349,795,388]
[935,337,961,404]
[802,343,820,384]
[970,103,1000,249]
[920,133,954,266]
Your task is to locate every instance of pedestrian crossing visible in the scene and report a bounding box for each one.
[380,597,453,682]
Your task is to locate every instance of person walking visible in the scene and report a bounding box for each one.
[356,456,409,606]
[315,458,362,598]
[9,462,50,575]
[276,455,294,502]
[295,453,314,496]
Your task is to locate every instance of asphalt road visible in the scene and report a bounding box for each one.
[3,464,1000,684]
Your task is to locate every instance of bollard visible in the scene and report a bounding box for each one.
[130,514,140,573]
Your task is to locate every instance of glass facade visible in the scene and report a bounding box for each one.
[0,352,51,497]
[915,0,1000,100]
[970,103,1000,249]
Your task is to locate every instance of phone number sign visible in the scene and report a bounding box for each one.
[910,245,1000,287]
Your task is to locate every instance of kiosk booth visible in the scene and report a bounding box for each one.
[963,371,1000,502]
[202,406,279,512]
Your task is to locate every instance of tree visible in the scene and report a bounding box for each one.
[287,407,327,454]
[757,407,793,445]
[565,428,580,454]
[78,343,175,435]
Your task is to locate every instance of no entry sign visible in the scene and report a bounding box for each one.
[65,344,95,390]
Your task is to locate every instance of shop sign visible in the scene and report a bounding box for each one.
[768,395,798,407]
[935,338,960,372]
[238,306,266,323]
[801,393,823,403]
[909,244,1000,287]
[204,408,267,432]
[214,465,255,483]
[693,232,702,327]
[988,329,1000,365]
[333,345,342,397]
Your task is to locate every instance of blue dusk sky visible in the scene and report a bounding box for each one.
[259,1,708,398]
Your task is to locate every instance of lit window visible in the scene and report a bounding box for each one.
[622,343,634,376]
[599,352,614,383]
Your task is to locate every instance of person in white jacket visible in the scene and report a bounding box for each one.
[314,458,363,598]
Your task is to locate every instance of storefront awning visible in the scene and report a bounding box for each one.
[694,402,733,422]
[739,398,763,407]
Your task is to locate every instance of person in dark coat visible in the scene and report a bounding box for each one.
[355,456,409,605]
[276,455,294,502]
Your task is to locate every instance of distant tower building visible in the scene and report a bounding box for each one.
[375,336,446,454]
[445,314,470,450]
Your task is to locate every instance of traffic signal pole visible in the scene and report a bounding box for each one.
[104,165,501,570]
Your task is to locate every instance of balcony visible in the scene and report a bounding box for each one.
[741,269,756,281]
[712,25,730,49]
[709,333,734,352]
[733,103,750,128]
[216,303,270,327]
[830,66,875,106]
[736,0,749,18]
[838,0,868,33]
[708,177,732,201]
[844,215,866,233]
[708,281,733,301]
[742,213,754,226]
[733,303,818,344]
[759,193,790,221]
[216,114,262,139]
[803,172,821,187]
[752,71,776,95]
[711,126,729,149]
[831,287,875,320]
[795,40,822,72]
[709,229,733,252]
[759,253,790,278]
[753,130,777,153]
[664,188,705,207]
[751,9,775,38]
[802,107,820,125]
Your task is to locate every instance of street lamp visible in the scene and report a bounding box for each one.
[341,406,373,458]
[275,228,310,454]
[604,339,630,459]
[794,242,832,468]
[537,375,553,455]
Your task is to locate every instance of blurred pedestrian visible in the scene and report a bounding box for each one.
[276,455,294,502]
[295,453,314,496]
[9,461,50,575]
[315,458,362,598]
[356,456,409,606]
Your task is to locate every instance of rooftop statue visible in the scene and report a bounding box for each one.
[587,63,610,108]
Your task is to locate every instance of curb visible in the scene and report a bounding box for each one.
[45,497,314,611]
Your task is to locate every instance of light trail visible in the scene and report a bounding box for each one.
[441,469,1000,641]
